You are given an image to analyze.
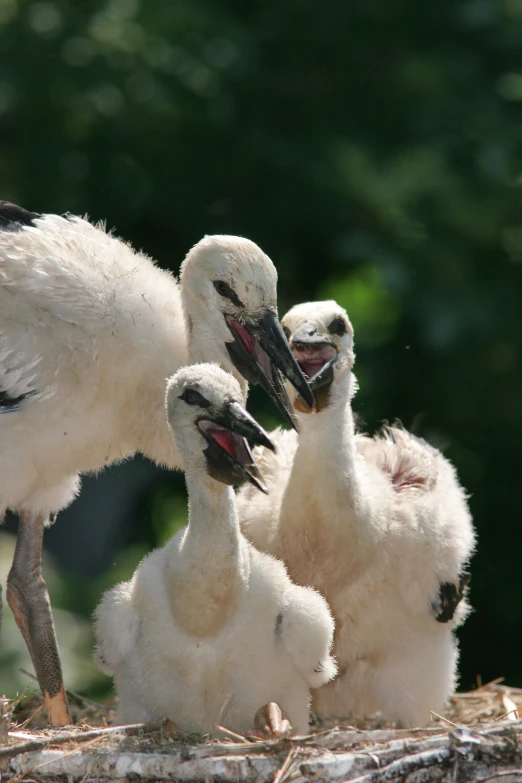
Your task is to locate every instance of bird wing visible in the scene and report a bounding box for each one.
[0,206,181,405]
[431,571,471,623]
[0,213,99,405]
[277,584,337,689]
[358,425,475,624]
[236,426,297,551]
[355,425,439,493]
[93,580,141,675]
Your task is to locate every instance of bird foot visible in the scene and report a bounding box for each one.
[44,686,71,727]
[163,719,179,738]
[251,702,292,740]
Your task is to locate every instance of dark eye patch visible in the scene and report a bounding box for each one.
[213,280,244,308]
[328,316,347,336]
[179,388,211,407]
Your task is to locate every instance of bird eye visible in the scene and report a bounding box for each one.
[179,388,210,407]
[283,325,291,340]
[328,317,347,336]
[213,280,244,307]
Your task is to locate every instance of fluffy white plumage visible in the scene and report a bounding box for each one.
[237,300,476,727]
[0,209,281,518]
[94,364,336,736]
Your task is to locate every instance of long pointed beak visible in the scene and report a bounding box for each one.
[252,312,315,408]
[289,322,338,394]
[198,401,274,494]
[214,401,275,451]
[225,312,315,430]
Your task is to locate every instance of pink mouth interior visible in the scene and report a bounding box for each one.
[198,420,253,467]
[230,319,255,355]
[291,344,337,379]
[229,318,274,381]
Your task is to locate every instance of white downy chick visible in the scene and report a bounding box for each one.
[237,300,475,727]
[94,364,335,737]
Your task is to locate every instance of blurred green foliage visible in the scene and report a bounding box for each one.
[1,0,522,696]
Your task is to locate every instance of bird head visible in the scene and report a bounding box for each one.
[166,363,274,493]
[281,300,355,414]
[179,236,314,429]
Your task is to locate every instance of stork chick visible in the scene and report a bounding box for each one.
[237,301,475,727]
[0,202,313,725]
[94,364,336,737]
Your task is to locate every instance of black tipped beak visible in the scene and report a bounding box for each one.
[253,312,315,408]
[225,312,315,431]
[307,357,337,393]
[198,401,273,494]
[215,401,275,452]
[289,323,338,396]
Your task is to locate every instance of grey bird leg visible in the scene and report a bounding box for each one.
[0,510,4,639]
[6,511,71,726]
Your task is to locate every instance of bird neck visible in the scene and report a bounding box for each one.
[278,372,362,548]
[298,386,357,472]
[112,270,189,469]
[180,288,249,402]
[188,326,249,401]
[131,372,184,469]
[165,472,245,638]
[184,472,241,547]
[299,368,356,457]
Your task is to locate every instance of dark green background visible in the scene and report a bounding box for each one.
[1,0,521,695]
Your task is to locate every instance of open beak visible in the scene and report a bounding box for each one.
[225,312,315,430]
[198,401,274,493]
[289,323,338,396]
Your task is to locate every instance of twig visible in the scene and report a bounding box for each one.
[19,668,108,711]
[474,677,505,692]
[8,734,107,783]
[16,705,43,731]
[0,697,9,745]
[18,668,39,684]
[65,690,110,711]
[214,693,232,731]
[431,711,460,728]
[348,745,453,783]
[0,722,148,760]
[216,724,251,744]
[9,777,45,783]
[273,747,300,783]
[495,711,520,722]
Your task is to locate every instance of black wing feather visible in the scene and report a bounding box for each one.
[433,571,471,623]
[0,201,40,231]
[0,388,37,413]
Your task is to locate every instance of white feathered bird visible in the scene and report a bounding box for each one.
[94,364,336,737]
[0,202,313,725]
[237,300,475,727]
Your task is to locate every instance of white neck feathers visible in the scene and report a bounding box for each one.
[279,371,363,543]
[165,470,244,638]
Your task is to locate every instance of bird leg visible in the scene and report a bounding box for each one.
[252,702,292,739]
[0,510,4,640]
[6,511,71,726]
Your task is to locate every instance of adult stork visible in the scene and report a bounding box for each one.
[0,202,313,725]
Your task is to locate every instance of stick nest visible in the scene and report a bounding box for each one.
[1,679,521,782]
